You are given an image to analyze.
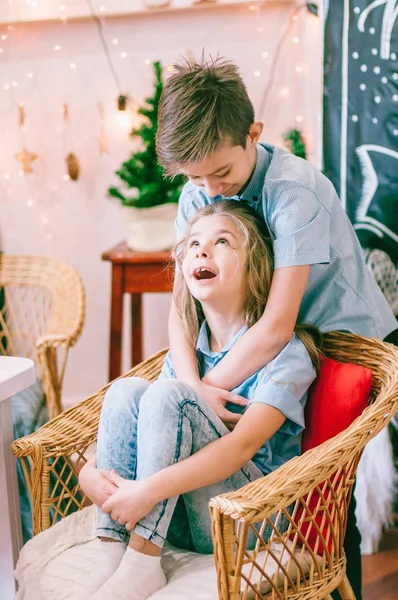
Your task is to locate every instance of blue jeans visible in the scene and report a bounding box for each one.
[96,378,267,554]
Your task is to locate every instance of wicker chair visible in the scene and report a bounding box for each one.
[11,332,398,600]
[0,253,86,419]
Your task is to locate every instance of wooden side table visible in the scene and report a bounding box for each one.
[0,356,35,598]
[102,242,174,381]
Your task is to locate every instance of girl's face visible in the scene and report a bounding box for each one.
[182,214,247,307]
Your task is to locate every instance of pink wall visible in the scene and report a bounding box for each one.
[0,3,323,405]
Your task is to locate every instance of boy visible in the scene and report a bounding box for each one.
[156,57,398,600]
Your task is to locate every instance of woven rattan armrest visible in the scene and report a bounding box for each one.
[11,349,167,533]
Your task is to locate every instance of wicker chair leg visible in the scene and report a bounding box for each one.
[337,574,356,600]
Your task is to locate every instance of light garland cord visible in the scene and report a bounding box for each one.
[257,1,310,121]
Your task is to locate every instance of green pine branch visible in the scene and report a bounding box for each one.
[108,61,184,209]
[283,128,307,160]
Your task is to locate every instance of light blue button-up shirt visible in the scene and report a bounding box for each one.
[160,323,316,475]
[175,143,397,339]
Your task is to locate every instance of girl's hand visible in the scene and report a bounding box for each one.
[79,463,118,507]
[101,471,156,531]
[193,381,248,431]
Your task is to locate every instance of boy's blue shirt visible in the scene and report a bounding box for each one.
[175,143,397,340]
[160,323,316,475]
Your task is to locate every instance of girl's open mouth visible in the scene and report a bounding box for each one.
[193,267,217,281]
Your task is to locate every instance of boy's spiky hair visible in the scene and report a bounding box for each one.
[156,55,255,175]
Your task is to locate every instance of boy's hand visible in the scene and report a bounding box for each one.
[79,463,118,507]
[193,381,248,431]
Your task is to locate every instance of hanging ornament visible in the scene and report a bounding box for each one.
[15,148,38,174]
[14,103,38,174]
[63,102,81,181]
[66,153,80,180]
[97,102,109,156]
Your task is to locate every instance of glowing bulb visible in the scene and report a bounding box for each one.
[292,37,299,44]
[254,71,261,77]
[27,200,33,207]
[28,72,34,78]
[112,38,119,45]
[261,51,268,58]
[54,45,61,51]
[292,15,298,21]
[70,62,76,69]
[4,84,10,90]
[145,58,151,65]
[11,80,18,87]
[1,35,8,41]
[59,4,65,10]
[279,86,290,98]
[295,65,303,72]
[99,5,106,11]
[296,115,303,123]
[63,174,70,181]
[121,52,127,58]
[4,173,10,180]
[248,5,256,10]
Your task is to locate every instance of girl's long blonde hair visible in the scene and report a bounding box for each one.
[173,200,323,370]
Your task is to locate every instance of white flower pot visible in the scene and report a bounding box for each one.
[123,203,178,252]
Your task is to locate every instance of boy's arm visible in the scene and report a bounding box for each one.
[169,298,250,427]
[203,264,310,390]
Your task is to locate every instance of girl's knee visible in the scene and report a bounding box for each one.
[140,379,197,412]
[103,377,149,412]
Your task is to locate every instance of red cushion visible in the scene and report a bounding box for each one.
[302,356,372,453]
[295,355,372,553]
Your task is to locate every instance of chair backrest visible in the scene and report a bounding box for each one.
[210,332,398,600]
[0,254,85,373]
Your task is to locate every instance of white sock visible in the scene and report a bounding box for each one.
[74,538,126,598]
[90,546,167,600]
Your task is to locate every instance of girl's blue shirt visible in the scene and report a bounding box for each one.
[160,323,316,475]
[175,143,397,340]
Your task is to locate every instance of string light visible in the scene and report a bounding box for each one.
[254,70,261,77]
[262,52,268,58]
[292,37,299,44]
[112,38,119,45]
[70,62,76,69]
[54,45,61,51]
[296,115,304,122]
[120,52,127,58]
[145,58,151,65]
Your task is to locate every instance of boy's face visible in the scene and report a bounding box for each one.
[179,123,263,199]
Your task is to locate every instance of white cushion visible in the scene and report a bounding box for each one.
[15,506,315,600]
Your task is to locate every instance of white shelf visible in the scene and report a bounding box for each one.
[0,0,297,25]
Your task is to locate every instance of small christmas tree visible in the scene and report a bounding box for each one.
[108,61,184,208]
[283,128,307,160]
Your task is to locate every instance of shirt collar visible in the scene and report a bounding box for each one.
[238,143,270,203]
[196,320,248,358]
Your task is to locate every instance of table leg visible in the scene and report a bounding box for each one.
[131,294,143,367]
[0,396,23,599]
[109,264,124,381]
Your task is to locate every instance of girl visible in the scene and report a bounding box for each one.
[78,200,322,600]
